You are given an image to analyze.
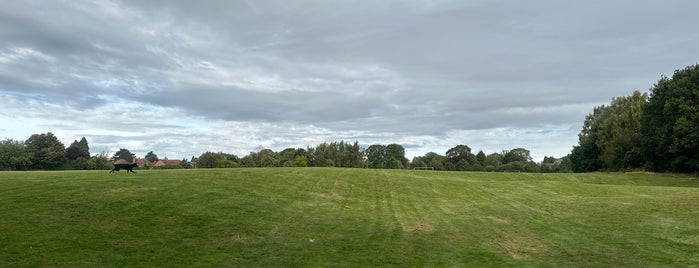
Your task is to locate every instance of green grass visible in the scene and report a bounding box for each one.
[1,169,697,267]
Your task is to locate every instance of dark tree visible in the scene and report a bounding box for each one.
[385,144,408,169]
[0,139,31,170]
[66,138,90,160]
[446,144,474,165]
[145,151,159,163]
[25,132,66,170]
[502,148,533,164]
[111,148,135,163]
[365,144,386,168]
[475,150,486,166]
[642,64,699,173]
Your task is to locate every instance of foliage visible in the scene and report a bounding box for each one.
[502,148,533,164]
[145,151,159,163]
[642,64,699,173]
[571,91,647,172]
[66,137,90,160]
[88,153,112,170]
[110,148,135,163]
[596,91,647,170]
[196,152,238,168]
[365,144,387,168]
[446,144,475,166]
[25,132,66,170]
[0,139,31,171]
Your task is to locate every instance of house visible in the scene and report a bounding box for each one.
[154,157,181,167]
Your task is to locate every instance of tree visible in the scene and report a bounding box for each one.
[111,148,135,163]
[412,152,446,170]
[25,132,66,170]
[570,104,608,172]
[197,152,239,168]
[88,152,111,170]
[385,144,408,169]
[570,141,603,172]
[0,139,31,170]
[475,150,486,166]
[77,137,89,156]
[278,148,298,167]
[446,144,474,165]
[145,151,159,163]
[197,152,218,168]
[365,144,387,168]
[642,64,699,173]
[502,148,533,164]
[294,155,308,167]
[484,153,502,169]
[595,91,647,170]
[257,149,280,167]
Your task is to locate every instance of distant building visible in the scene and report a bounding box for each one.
[154,157,181,167]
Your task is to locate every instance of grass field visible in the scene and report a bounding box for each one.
[1,168,697,267]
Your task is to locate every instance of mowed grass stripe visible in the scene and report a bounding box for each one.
[0,169,697,267]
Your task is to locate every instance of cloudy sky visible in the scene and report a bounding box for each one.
[1,0,698,161]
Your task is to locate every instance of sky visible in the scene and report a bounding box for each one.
[1,0,698,162]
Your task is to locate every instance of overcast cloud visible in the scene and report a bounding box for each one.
[1,0,698,161]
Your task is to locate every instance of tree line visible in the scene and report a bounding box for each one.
[0,135,571,172]
[190,142,571,172]
[570,64,699,173]
[0,134,112,170]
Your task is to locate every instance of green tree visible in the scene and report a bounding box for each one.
[596,91,647,170]
[385,144,408,169]
[570,104,608,172]
[25,132,66,170]
[88,153,112,170]
[197,152,218,168]
[412,152,446,170]
[365,144,387,169]
[77,137,89,156]
[502,148,533,164]
[642,64,699,173]
[197,152,239,168]
[111,148,135,163]
[570,141,603,172]
[278,148,297,167]
[145,151,159,163]
[475,150,486,166]
[257,149,280,167]
[484,153,502,168]
[446,144,474,166]
[295,155,308,167]
[0,139,31,170]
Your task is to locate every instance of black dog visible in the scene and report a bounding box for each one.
[110,163,138,173]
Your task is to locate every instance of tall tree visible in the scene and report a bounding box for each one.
[385,144,408,169]
[446,144,474,165]
[502,148,533,164]
[596,91,647,169]
[66,138,90,160]
[145,151,159,163]
[0,139,31,170]
[111,148,135,163]
[475,150,486,166]
[77,137,89,156]
[570,104,608,172]
[25,132,66,170]
[642,64,699,173]
[365,144,386,168]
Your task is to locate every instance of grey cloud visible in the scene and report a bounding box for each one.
[142,84,395,123]
[2,0,699,161]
